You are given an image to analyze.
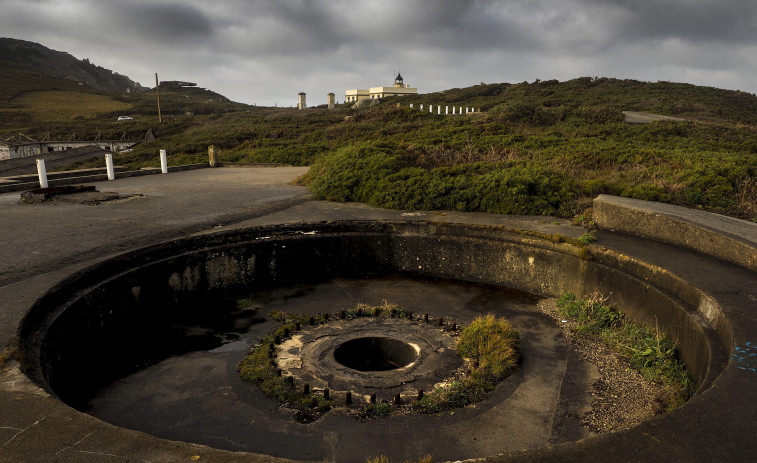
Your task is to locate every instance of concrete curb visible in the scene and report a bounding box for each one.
[593,194,757,272]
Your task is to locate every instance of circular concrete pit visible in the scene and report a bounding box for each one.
[333,336,418,371]
[279,315,464,403]
[16,219,744,462]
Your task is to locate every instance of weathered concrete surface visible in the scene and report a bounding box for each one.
[81,278,574,461]
[593,194,757,272]
[1,167,756,462]
[0,167,311,287]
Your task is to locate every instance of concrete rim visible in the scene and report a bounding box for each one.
[12,217,749,462]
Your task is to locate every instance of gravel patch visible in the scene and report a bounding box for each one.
[538,298,668,433]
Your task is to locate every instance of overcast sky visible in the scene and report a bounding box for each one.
[1,0,755,106]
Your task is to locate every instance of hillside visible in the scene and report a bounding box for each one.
[0,37,144,93]
[3,68,755,221]
[0,39,247,135]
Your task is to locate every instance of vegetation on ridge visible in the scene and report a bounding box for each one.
[2,74,755,220]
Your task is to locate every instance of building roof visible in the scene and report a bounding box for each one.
[1,133,38,145]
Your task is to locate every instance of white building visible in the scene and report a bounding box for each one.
[345,73,417,103]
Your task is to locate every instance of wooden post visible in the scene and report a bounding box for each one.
[155,73,162,123]
[208,145,217,167]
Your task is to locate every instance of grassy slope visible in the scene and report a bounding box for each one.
[2,74,755,220]
[0,69,246,136]
[11,90,133,122]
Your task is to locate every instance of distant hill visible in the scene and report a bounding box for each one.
[0,37,145,93]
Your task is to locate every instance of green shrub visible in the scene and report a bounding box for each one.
[306,143,574,216]
[458,314,519,377]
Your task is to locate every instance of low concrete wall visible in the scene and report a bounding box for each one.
[593,194,757,272]
[20,221,725,409]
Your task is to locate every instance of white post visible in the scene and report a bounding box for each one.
[429,105,433,113]
[105,153,115,180]
[459,107,463,114]
[409,103,413,108]
[437,106,441,114]
[36,159,48,188]
[466,107,469,114]
[452,107,456,115]
[445,106,449,114]
[420,104,423,111]
[160,149,168,174]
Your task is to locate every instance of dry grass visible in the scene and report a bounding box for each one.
[735,177,757,219]
[10,90,133,122]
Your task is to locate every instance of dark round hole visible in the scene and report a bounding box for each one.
[333,337,418,371]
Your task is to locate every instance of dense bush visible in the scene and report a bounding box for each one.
[307,142,574,215]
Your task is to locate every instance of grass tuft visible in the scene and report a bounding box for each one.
[556,293,696,409]
[414,314,519,414]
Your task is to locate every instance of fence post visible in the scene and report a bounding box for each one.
[160,149,168,174]
[105,153,115,180]
[36,159,48,188]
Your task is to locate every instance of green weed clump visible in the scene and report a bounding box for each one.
[457,314,520,376]
[556,293,696,409]
[414,314,519,414]
[363,402,393,419]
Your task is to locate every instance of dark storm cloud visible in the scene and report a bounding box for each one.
[582,0,757,43]
[108,2,214,43]
[202,0,539,58]
[0,0,755,105]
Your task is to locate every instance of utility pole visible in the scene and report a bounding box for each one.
[155,73,162,123]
